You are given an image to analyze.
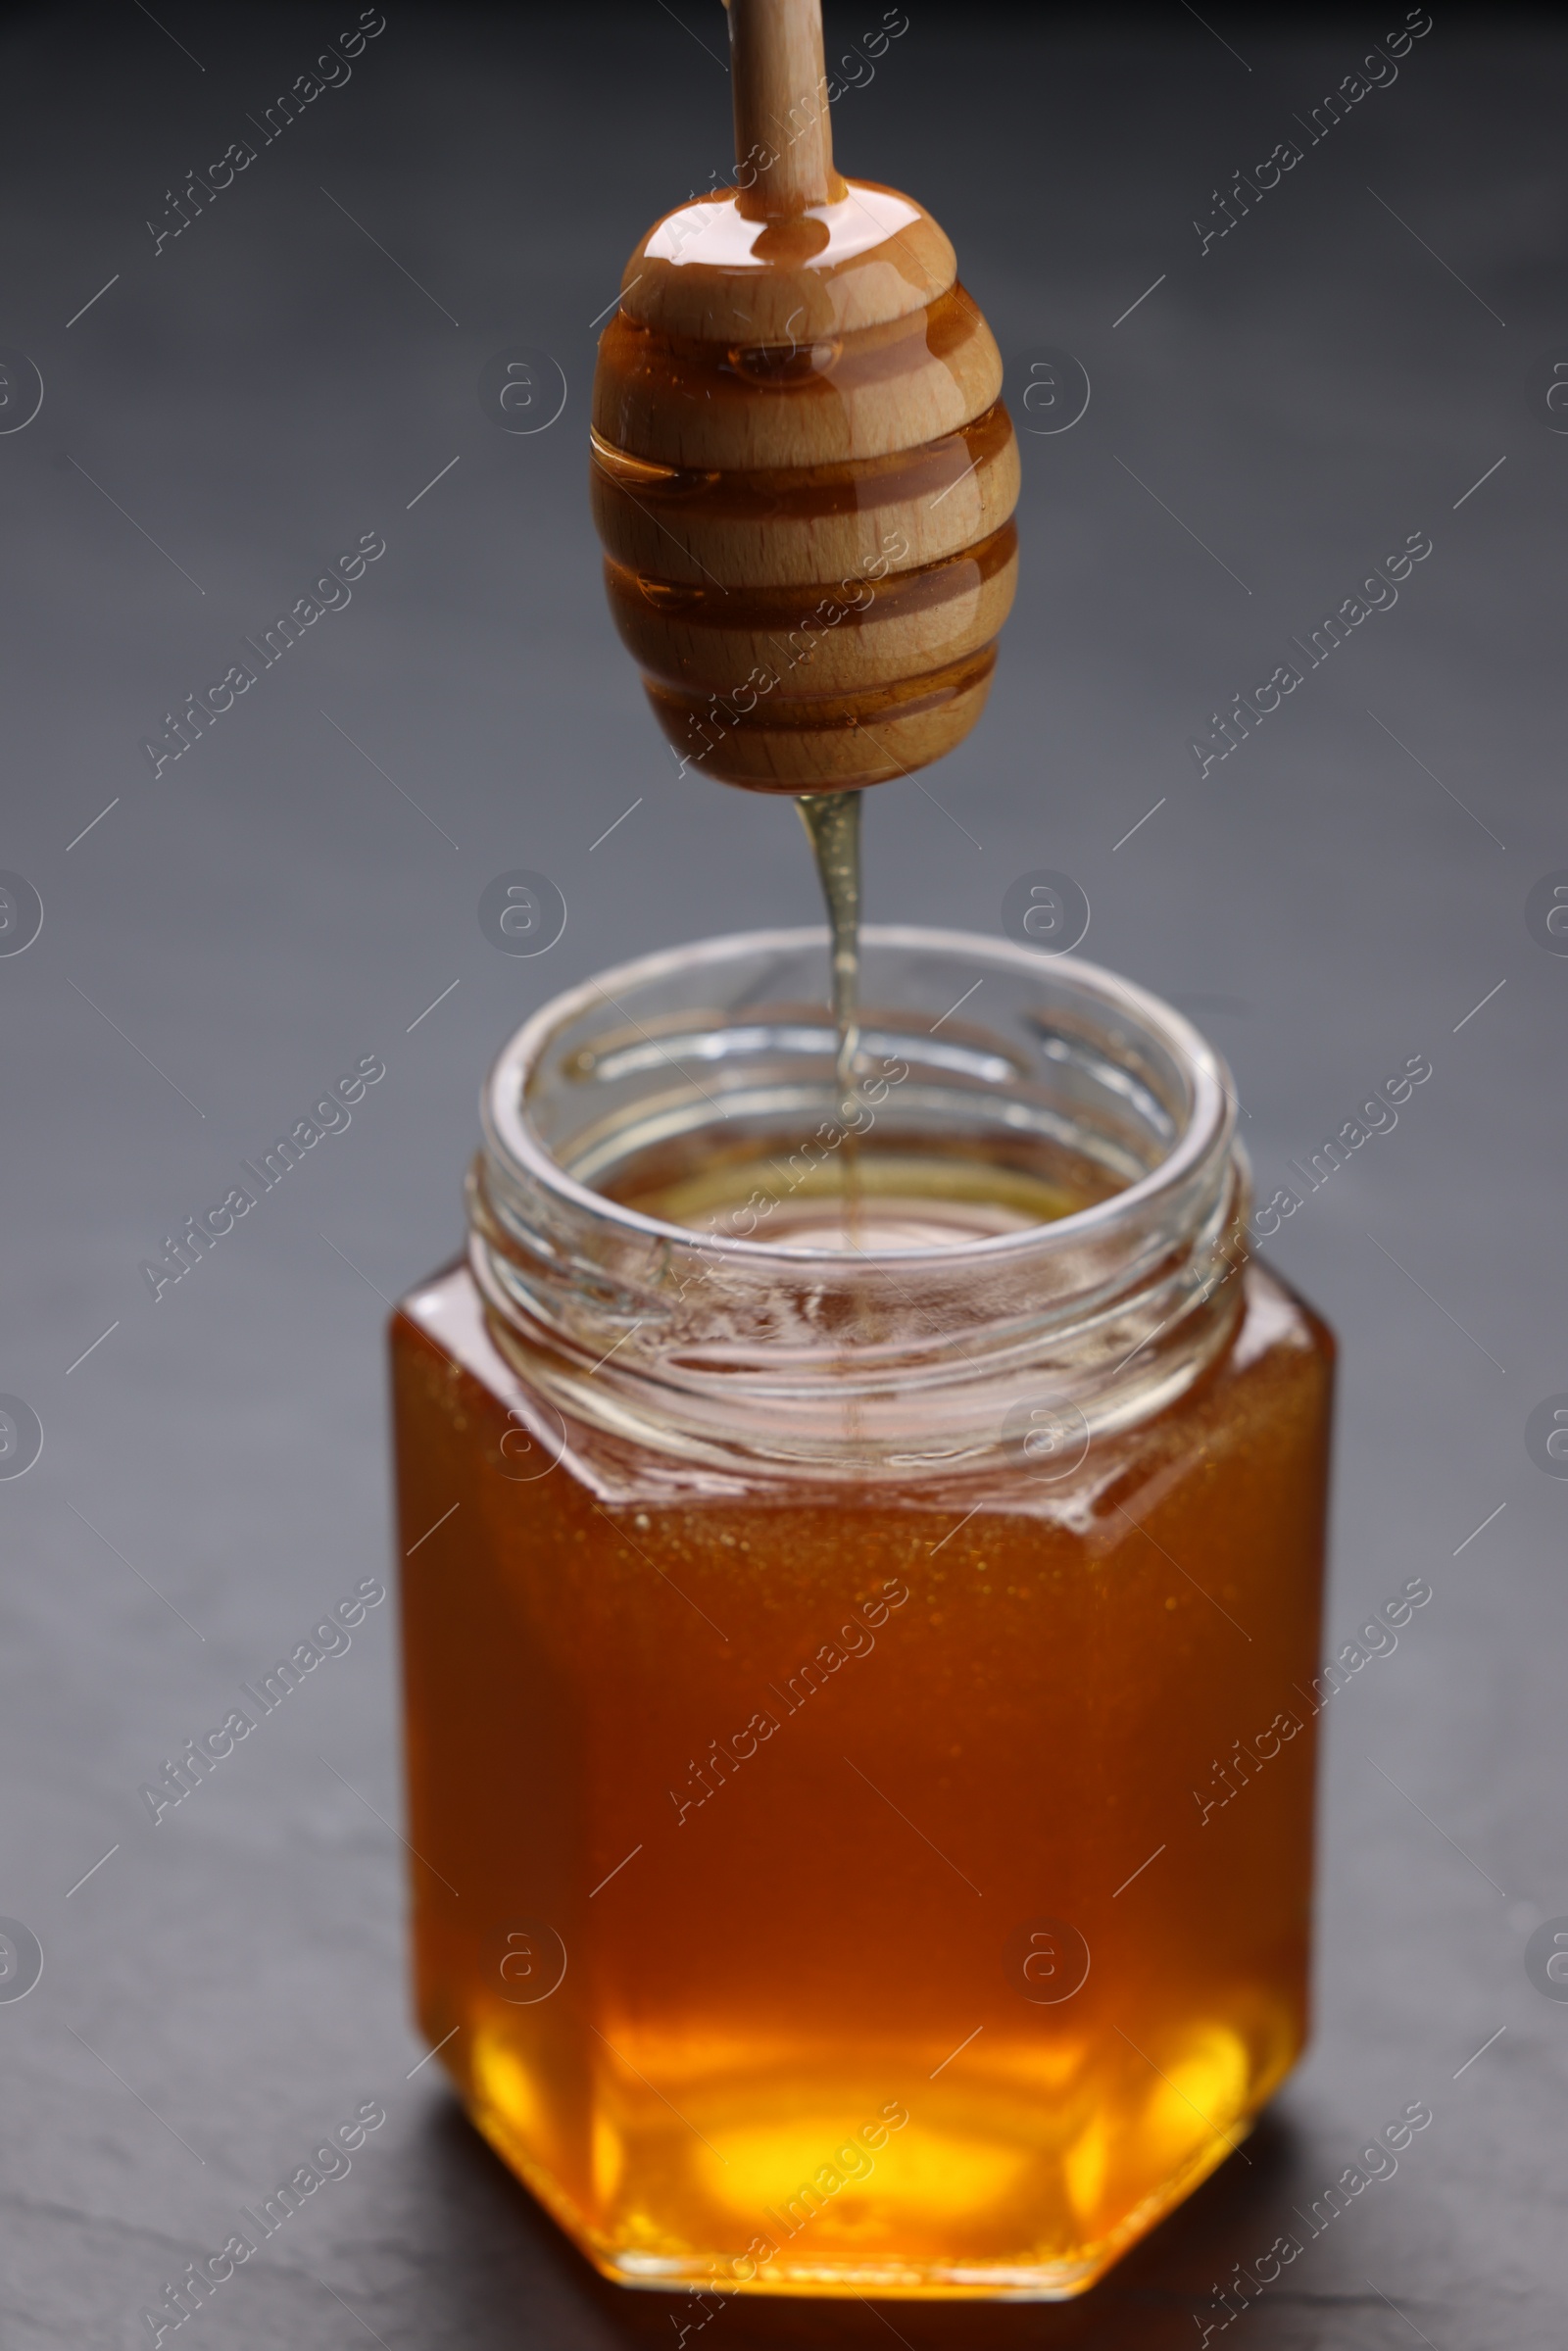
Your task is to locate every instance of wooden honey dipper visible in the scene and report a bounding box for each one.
[589,0,1019,796]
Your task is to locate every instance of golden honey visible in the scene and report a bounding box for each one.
[389,930,1333,2298]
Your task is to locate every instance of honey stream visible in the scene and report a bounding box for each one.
[795,789,863,1240]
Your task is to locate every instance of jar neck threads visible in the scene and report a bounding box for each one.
[471,927,1243,1482]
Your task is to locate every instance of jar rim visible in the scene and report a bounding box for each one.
[481,923,1233,1268]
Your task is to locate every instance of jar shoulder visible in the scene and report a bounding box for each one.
[1224,1257,1336,1385]
[1169,1255,1336,1475]
[391,1251,1335,1511]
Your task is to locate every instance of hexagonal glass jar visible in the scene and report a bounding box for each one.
[389,926,1333,2299]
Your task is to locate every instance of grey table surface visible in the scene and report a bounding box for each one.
[2,3,1564,2344]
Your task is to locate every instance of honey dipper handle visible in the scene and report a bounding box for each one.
[725,0,846,216]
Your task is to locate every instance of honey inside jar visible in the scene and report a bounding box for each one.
[390,931,1332,2299]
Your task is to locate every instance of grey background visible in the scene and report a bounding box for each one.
[2,2,1563,2342]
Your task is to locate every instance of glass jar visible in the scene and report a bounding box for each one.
[390,925,1333,2301]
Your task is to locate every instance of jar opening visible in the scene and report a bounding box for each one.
[489,927,1224,1263]
[471,928,1243,1478]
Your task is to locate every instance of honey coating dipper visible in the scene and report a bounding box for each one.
[590,0,1019,795]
